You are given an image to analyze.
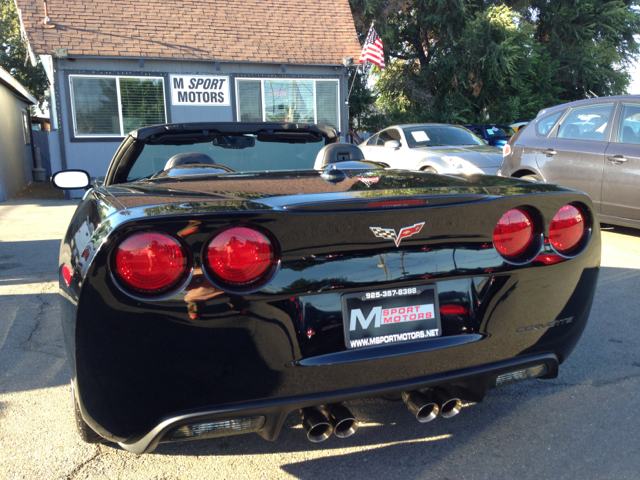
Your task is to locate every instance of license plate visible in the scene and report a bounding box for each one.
[342,285,441,349]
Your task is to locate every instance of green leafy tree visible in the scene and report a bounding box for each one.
[346,65,377,130]
[349,0,640,125]
[1,0,48,104]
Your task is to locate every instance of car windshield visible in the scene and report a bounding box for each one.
[485,126,515,137]
[403,126,485,148]
[127,135,326,181]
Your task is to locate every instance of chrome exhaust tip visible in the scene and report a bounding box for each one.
[300,407,333,443]
[402,391,440,423]
[433,389,462,418]
[327,404,358,438]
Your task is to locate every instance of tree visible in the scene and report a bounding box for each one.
[349,0,640,124]
[346,65,377,130]
[1,0,48,105]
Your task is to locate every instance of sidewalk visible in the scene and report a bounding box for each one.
[4,181,65,201]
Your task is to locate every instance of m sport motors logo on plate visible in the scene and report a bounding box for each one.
[342,285,441,349]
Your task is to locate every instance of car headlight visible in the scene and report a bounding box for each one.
[441,156,483,174]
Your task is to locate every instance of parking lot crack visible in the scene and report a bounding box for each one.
[21,293,47,346]
[63,445,105,480]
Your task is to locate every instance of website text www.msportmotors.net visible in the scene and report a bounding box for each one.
[350,328,440,348]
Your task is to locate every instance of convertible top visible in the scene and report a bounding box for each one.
[104,122,340,186]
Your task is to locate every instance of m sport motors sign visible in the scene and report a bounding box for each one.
[170,75,230,106]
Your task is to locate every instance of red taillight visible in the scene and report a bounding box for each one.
[62,264,73,286]
[549,204,586,255]
[205,226,276,286]
[113,231,189,295]
[493,208,535,260]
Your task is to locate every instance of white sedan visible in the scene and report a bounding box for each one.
[359,124,503,175]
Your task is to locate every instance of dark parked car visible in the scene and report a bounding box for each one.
[499,95,640,229]
[52,122,599,454]
[464,125,516,147]
[359,124,503,175]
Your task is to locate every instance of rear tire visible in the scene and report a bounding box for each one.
[420,166,438,173]
[71,382,106,444]
[520,174,542,182]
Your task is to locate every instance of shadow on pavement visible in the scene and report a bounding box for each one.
[0,240,64,286]
[600,223,640,238]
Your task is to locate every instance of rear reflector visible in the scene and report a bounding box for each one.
[493,208,535,260]
[439,304,469,316]
[62,264,73,286]
[549,204,586,255]
[169,416,265,441]
[495,365,548,387]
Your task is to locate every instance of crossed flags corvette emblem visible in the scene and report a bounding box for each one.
[370,222,425,247]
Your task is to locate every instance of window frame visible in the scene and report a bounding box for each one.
[69,74,167,139]
[616,102,640,144]
[235,77,340,129]
[535,109,567,138]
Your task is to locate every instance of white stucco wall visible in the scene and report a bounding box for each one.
[0,85,33,201]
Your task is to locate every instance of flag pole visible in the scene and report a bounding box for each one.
[346,64,359,103]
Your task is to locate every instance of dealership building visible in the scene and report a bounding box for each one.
[15,0,361,188]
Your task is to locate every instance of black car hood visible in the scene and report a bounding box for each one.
[101,169,567,211]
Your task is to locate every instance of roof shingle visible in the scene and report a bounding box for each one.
[15,0,362,65]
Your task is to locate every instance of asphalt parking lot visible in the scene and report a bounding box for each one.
[1,193,639,480]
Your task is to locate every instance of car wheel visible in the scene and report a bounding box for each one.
[521,174,542,182]
[71,382,106,444]
[420,166,438,173]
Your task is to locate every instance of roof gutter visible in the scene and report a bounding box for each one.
[49,53,347,69]
[0,67,37,104]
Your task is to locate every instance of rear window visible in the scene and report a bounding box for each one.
[485,126,515,137]
[536,109,566,137]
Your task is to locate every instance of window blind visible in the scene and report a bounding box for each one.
[119,78,165,133]
[316,81,338,128]
[237,80,262,122]
[71,77,119,135]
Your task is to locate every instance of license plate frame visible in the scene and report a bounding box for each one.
[341,285,441,350]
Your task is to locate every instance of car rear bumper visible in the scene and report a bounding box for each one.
[118,352,559,454]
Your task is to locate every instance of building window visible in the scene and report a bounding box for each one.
[236,78,340,129]
[69,75,166,137]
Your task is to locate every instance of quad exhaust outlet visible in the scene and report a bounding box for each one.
[327,404,358,438]
[403,388,462,421]
[301,404,358,442]
[301,407,333,442]
[402,391,439,423]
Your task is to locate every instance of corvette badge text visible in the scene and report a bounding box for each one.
[171,75,230,106]
[516,317,573,333]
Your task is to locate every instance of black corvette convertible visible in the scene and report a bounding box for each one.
[53,122,600,454]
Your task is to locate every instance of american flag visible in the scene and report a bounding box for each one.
[359,24,385,69]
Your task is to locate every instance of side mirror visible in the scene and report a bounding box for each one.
[384,140,400,149]
[52,170,91,189]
